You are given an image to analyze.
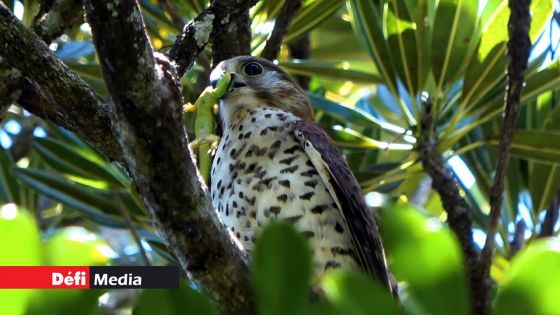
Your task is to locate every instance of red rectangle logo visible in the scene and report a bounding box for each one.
[0,266,90,289]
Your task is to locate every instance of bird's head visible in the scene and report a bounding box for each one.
[210,56,313,125]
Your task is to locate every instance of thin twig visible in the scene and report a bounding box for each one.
[114,192,151,266]
[32,0,84,44]
[475,0,532,314]
[510,219,526,256]
[539,194,559,237]
[287,34,311,89]
[261,0,302,61]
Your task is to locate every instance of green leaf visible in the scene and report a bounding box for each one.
[487,130,560,165]
[33,137,126,188]
[279,60,384,84]
[253,222,312,315]
[431,0,478,89]
[27,227,109,315]
[385,0,419,95]
[529,103,560,213]
[463,0,554,108]
[320,271,399,315]
[134,282,220,315]
[494,239,560,315]
[381,204,470,315]
[286,0,345,42]
[0,149,20,204]
[0,204,41,315]
[349,0,398,90]
[14,168,127,227]
[308,94,408,136]
[327,125,413,151]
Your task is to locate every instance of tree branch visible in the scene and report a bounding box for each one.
[0,56,23,119]
[287,34,311,90]
[165,0,259,77]
[475,0,532,314]
[260,0,302,61]
[210,0,252,65]
[416,102,479,309]
[83,2,253,314]
[0,3,122,161]
[32,0,83,44]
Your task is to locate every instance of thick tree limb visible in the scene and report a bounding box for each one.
[83,2,253,314]
[0,56,23,118]
[0,3,122,161]
[475,1,532,314]
[417,134,479,259]
[166,0,259,76]
[260,0,302,61]
[32,0,83,43]
[417,102,479,311]
[210,0,251,65]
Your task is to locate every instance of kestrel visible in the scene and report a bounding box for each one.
[209,56,391,291]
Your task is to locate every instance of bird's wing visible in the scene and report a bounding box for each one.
[293,119,391,290]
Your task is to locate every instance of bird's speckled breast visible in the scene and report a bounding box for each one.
[210,107,358,276]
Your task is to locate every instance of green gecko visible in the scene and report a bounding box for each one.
[185,73,231,184]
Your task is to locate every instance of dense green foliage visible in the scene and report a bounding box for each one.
[1,0,560,314]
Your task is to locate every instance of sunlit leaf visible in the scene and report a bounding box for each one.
[14,168,128,227]
[27,227,108,315]
[381,204,470,315]
[487,130,560,165]
[349,0,398,91]
[494,239,560,315]
[280,60,384,84]
[0,204,41,315]
[33,137,126,188]
[385,0,419,94]
[286,0,345,42]
[529,103,560,213]
[431,0,478,89]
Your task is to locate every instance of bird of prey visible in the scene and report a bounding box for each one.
[209,56,391,291]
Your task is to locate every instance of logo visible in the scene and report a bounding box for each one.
[0,266,179,289]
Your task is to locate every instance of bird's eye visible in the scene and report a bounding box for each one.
[243,62,263,76]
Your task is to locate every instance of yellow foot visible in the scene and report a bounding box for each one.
[183,103,196,113]
[189,134,221,153]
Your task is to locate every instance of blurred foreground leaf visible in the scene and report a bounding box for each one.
[253,222,312,315]
[134,282,220,315]
[381,204,470,315]
[493,239,560,315]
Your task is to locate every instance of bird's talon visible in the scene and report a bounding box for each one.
[184,103,196,112]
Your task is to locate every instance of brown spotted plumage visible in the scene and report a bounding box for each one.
[209,56,391,291]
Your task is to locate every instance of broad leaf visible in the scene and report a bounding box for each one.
[431,0,477,89]
[320,271,399,315]
[134,283,220,315]
[494,239,560,315]
[381,204,470,315]
[253,222,312,315]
